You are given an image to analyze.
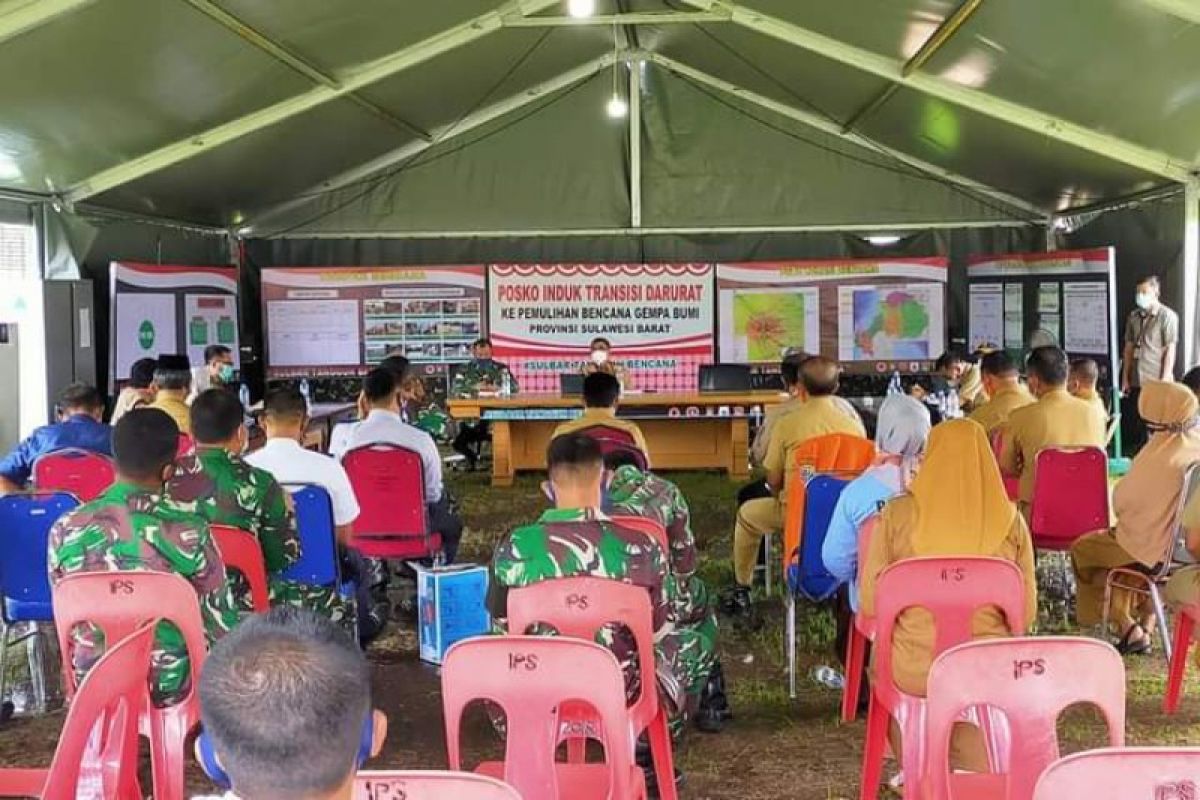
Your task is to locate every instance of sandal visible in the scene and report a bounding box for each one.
[1115,623,1152,656]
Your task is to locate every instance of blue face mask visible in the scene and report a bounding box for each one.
[216,364,235,383]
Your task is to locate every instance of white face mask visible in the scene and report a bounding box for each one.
[1136,292,1154,311]
[591,349,609,365]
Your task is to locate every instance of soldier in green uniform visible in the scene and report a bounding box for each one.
[48,409,241,706]
[451,338,517,469]
[604,454,729,733]
[167,390,352,631]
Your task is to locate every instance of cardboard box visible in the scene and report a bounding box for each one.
[416,564,491,665]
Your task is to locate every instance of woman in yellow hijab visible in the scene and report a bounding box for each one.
[859,418,1037,770]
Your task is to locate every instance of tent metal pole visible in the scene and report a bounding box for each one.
[1184,178,1199,368]
[681,0,1192,182]
[503,11,730,26]
[0,0,92,45]
[630,61,642,228]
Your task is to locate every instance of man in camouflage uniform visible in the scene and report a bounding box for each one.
[604,456,729,732]
[167,389,352,631]
[48,409,241,706]
[451,338,518,469]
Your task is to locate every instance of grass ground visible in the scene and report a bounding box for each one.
[0,469,1198,798]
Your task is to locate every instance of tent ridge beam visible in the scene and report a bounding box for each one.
[0,0,92,45]
[178,0,431,142]
[64,0,559,203]
[681,0,1192,182]
[1142,0,1200,25]
[648,53,1047,219]
[502,11,730,27]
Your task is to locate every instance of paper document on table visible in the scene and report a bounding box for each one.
[267,299,361,366]
[1063,282,1109,354]
[968,283,1003,350]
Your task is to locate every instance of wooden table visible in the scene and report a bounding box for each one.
[448,392,786,487]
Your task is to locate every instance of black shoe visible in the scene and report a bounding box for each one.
[718,584,761,630]
[694,662,732,733]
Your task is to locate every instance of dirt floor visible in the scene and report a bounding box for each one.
[1,468,1199,798]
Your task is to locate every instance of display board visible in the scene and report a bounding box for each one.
[488,263,715,393]
[260,266,485,378]
[716,258,948,374]
[110,262,239,384]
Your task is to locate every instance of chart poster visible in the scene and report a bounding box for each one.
[717,258,948,374]
[968,283,1003,351]
[488,263,715,393]
[1063,282,1110,354]
[110,262,238,386]
[260,266,485,378]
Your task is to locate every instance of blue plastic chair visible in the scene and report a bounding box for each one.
[784,475,849,698]
[0,491,79,714]
[280,484,341,587]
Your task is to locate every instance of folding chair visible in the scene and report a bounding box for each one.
[281,483,342,587]
[841,516,877,723]
[211,525,270,613]
[579,426,649,471]
[1165,604,1200,713]
[53,571,210,800]
[1028,447,1109,551]
[926,637,1125,799]
[1033,747,1200,799]
[990,431,1020,502]
[507,576,676,800]
[354,771,522,800]
[0,491,78,716]
[343,444,441,560]
[442,636,647,800]
[0,623,155,800]
[32,448,115,502]
[176,433,195,459]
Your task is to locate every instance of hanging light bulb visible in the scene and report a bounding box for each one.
[567,0,595,18]
[606,93,628,118]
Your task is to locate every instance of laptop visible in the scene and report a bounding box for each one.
[559,374,584,396]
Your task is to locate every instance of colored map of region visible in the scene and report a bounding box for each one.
[851,288,932,360]
[733,291,808,361]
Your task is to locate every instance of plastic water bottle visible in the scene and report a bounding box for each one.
[500,369,513,398]
[810,665,845,690]
[946,390,961,419]
[238,383,251,416]
[887,371,902,396]
[299,378,312,412]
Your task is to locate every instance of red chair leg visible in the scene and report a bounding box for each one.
[566,736,586,763]
[842,626,866,724]
[1165,610,1195,715]
[859,694,888,800]
[647,709,678,800]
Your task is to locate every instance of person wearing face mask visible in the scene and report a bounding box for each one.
[168,389,306,617]
[190,344,237,402]
[48,409,241,707]
[1122,276,1179,452]
[451,338,517,469]
[582,337,636,389]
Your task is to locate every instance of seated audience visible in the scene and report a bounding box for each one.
[195,608,386,800]
[929,350,966,397]
[149,354,194,434]
[860,418,1036,771]
[0,382,111,494]
[726,356,865,619]
[1069,357,1109,431]
[189,344,236,402]
[582,336,635,389]
[451,337,515,469]
[1181,365,1200,403]
[999,346,1106,511]
[48,409,239,706]
[604,452,728,733]
[1072,382,1200,653]
[967,350,1034,436]
[552,372,650,461]
[956,351,988,412]
[341,368,463,562]
[110,357,158,425]
[750,351,809,468]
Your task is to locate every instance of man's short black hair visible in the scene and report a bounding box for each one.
[1070,358,1100,386]
[472,337,492,350]
[979,350,1018,378]
[263,387,307,421]
[1137,275,1161,291]
[190,388,244,445]
[547,432,603,482]
[113,409,179,479]
[1182,366,1200,395]
[59,382,104,412]
[590,337,612,349]
[362,368,396,404]
[935,351,966,372]
[154,362,192,392]
[378,354,410,382]
[780,351,811,388]
[1026,345,1069,386]
[199,607,370,799]
[583,372,621,408]
[129,358,158,389]
[602,449,642,472]
[204,345,233,364]
[800,356,840,397]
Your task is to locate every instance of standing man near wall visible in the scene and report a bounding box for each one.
[1121,275,1179,452]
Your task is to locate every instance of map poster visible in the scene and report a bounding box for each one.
[719,286,820,363]
[837,284,945,363]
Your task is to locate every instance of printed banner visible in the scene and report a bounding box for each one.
[261,266,485,378]
[110,262,239,385]
[488,263,715,393]
[966,248,1113,277]
[716,258,947,372]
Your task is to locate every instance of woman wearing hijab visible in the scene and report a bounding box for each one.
[860,418,1036,770]
[1071,381,1200,653]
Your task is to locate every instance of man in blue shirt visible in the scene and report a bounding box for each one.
[0,383,112,493]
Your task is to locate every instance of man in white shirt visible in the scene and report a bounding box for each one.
[341,368,463,562]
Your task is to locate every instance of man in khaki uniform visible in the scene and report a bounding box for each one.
[553,372,650,462]
[1121,275,1179,451]
[724,356,865,620]
[1068,358,1109,435]
[148,354,194,435]
[999,346,1107,511]
[968,350,1035,437]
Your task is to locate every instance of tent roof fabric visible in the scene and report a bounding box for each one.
[0,0,1196,233]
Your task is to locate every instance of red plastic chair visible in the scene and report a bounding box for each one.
[841,516,877,724]
[0,622,155,800]
[507,576,675,800]
[442,635,647,800]
[176,433,195,458]
[1165,605,1199,713]
[925,637,1126,800]
[53,571,210,800]
[580,426,649,471]
[609,514,670,552]
[1033,747,1200,799]
[860,556,1029,800]
[32,448,116,502]
[990,432,1020,501]
[1028,447,1109,550]
[354,771,522,800]
[343,443,441,559]
[211,524,270,613]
